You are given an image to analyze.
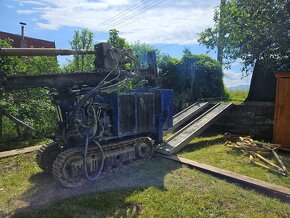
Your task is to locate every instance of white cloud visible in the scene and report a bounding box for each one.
[14,0,219,44]
[223,69,252,88]
[19,0,48,6]
[16,9,36,14]
[36,22,59,30]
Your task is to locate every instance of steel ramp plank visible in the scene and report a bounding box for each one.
[167,102,209,133]
[156,103,232,155]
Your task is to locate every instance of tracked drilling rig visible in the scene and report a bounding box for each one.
[0,43,173,188]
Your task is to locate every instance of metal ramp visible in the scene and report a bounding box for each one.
[156,102,232,155]
[165,102,209,134]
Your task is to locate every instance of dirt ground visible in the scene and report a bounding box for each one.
[2,157,180,217]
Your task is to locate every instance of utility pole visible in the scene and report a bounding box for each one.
[217,0,226,66]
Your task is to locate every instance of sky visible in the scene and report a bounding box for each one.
[0,0,252,88]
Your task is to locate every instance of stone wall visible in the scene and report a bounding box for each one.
[212,102,275,141]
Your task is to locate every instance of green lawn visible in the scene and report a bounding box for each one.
[13,170,290,218]
[178,134,290,189]
[0,144,290,217]
[0,153,42,214]
[226,89,248,103]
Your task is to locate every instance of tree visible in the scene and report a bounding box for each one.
[108,29,129,49]
[130,41,155,69]
[198,0,289,101]
[65,28,95,72]
[0,39,59,145]
[159,51,226,112]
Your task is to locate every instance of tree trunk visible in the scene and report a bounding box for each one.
[246,60,276,102]
[217,0,226,66]
[16,125,22,140]
[0,113,2,142]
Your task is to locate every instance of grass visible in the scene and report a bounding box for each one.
[11,163,290,218]
[226,89,248,103]
[178,134,290,189]
[1,134,290,217]
[0,147,289,217]
[0,153,42,213]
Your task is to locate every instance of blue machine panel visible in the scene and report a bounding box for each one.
[118,93,155,136]
[97,89,173,144]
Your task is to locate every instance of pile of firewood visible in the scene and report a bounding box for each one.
[225,134,288,176]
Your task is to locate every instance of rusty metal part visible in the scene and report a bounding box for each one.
[0,48,95,56]
[0,72,105,90]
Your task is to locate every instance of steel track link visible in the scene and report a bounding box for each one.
[52,137,153,188]
[36,142,63,173]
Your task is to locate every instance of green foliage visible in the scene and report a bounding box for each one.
[159,50,227,112]
[64,28,95,72]
[198,0,289,75]
[108,29,129,49]
[130,41,155,69]
[0,39,59,146]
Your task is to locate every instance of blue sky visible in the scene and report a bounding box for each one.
[0,0,252,88]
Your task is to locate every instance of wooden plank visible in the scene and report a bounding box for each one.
[274,72,290,150]
[156,154,290,203]
[0,145,42,158]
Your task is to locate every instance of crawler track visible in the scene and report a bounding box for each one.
[53,137,153,188]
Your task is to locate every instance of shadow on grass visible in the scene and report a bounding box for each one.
[9,158,181,217]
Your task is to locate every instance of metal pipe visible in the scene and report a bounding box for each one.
[0,48,95,56]
[21,26,24,40]
[20,22,26,40]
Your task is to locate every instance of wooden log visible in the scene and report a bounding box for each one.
[248,150,283,172]
[253,140,280,149]
[251,159,286,176]
[272,150,288,173]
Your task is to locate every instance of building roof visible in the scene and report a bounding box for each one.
[0,31,55,48]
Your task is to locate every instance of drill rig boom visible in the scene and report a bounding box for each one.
[0,47,95,56]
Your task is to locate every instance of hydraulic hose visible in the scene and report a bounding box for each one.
[83,135,104,181]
